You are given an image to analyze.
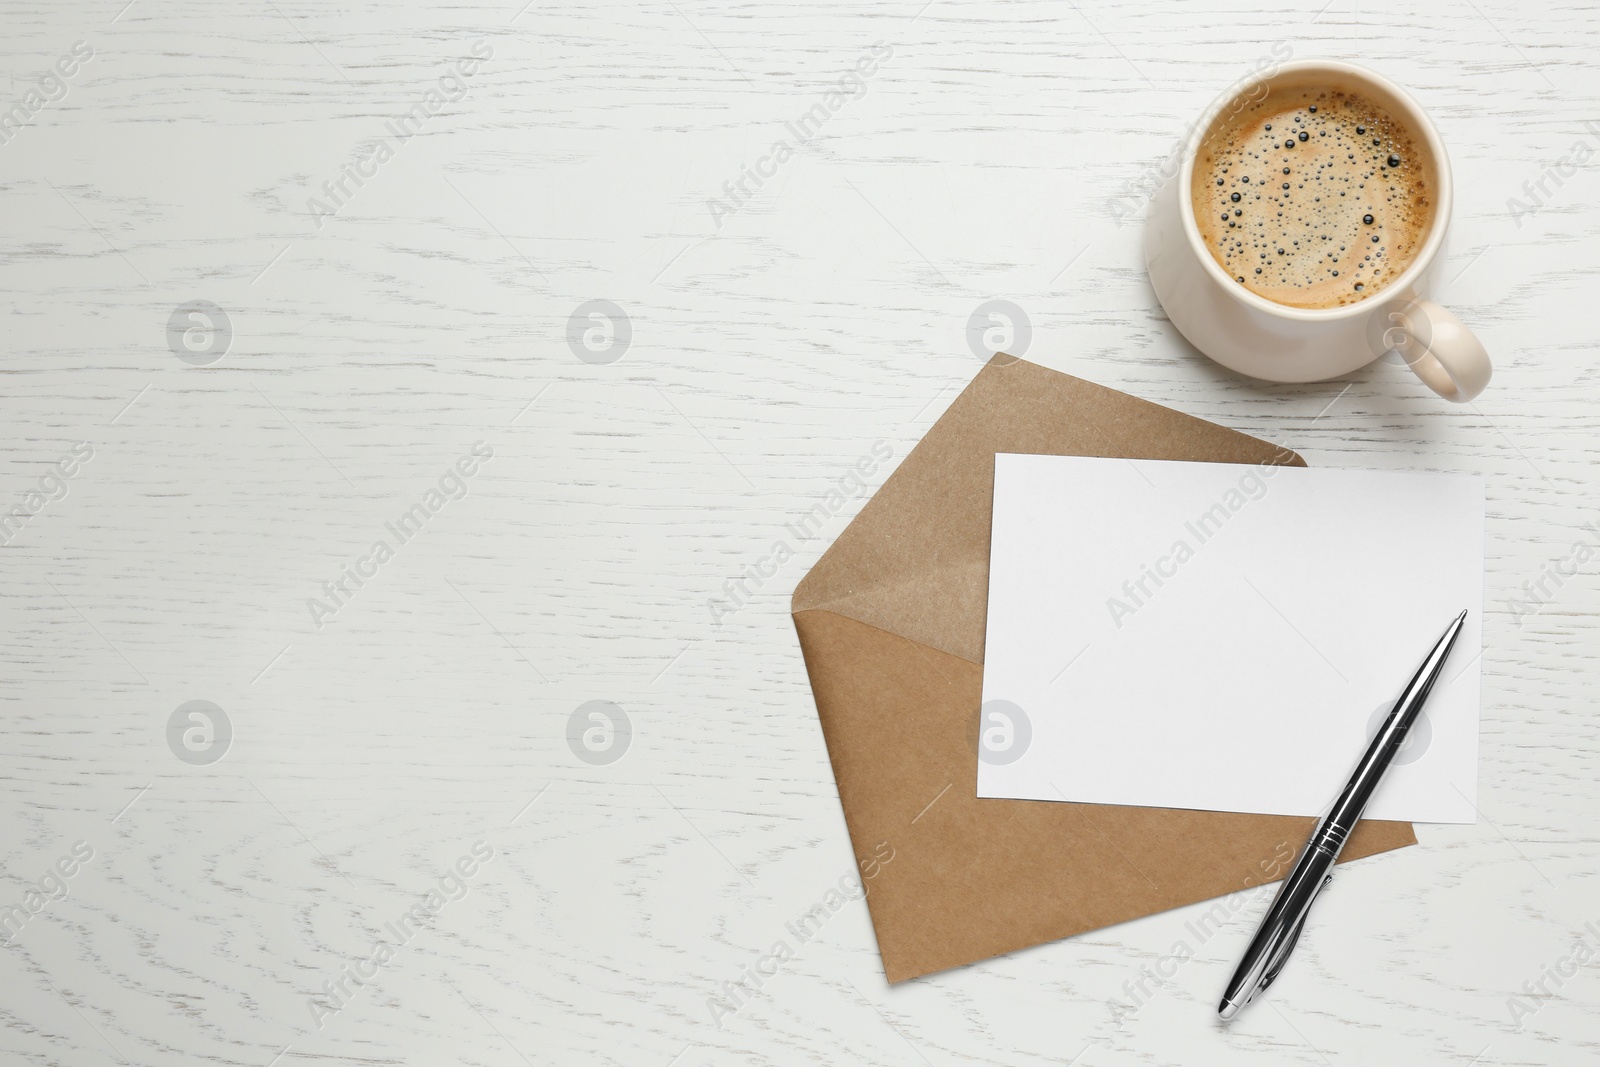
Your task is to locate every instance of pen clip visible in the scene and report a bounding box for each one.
[1258,910,1308,993]
[1259,873,1330,994]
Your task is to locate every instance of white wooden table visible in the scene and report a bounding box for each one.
[3,1,1596,1063]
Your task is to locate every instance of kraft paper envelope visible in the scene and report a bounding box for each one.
[792,355,1415,983]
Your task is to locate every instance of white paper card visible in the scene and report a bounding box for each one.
[978,454,1483,823]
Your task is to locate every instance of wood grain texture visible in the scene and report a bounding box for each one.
[0,0,1596,1064]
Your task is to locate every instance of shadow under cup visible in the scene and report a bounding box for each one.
[1186,65,1446,311]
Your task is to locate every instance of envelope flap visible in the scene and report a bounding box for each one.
[792,356,1304,663]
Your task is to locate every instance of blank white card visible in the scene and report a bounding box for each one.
[978,455,1483,823]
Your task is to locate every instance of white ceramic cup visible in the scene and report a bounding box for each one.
[1145,60,1491,401]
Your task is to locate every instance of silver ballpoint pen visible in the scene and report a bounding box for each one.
[1218,608,1469,1021]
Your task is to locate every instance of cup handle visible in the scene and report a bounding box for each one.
[1388,301,1492,402]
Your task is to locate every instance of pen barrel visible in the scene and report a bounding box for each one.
[1218,835,1336,1016]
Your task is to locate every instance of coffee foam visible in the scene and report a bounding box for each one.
[1191,84,1432,309]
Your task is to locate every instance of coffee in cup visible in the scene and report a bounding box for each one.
[1191,84,1436,310]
